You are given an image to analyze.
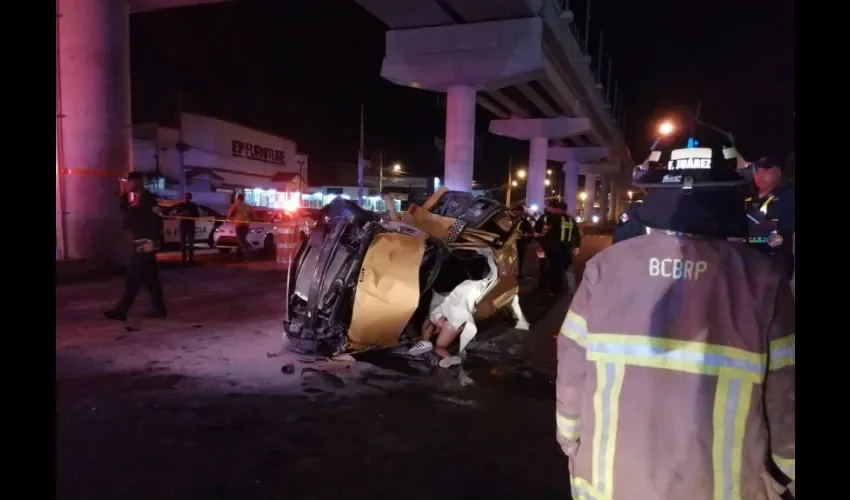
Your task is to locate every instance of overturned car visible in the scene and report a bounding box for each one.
[284,188,530,363]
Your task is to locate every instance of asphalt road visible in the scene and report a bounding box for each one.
[57,233,612,500]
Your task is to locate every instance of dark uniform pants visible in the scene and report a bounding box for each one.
[179,222,196,262]
[516,242,528,278]
[116,249,165,314]
[235,224,252,260]
[539,244,570,295]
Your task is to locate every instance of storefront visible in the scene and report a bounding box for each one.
[132,113,309,211]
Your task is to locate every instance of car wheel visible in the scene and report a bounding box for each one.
[264,234,275,258]
[218,248,232,254]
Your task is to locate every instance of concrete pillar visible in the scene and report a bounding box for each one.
[57,0,132,267]
[563,162,579,216]
[444,85,476,192]
[583,174,597,217]
[526,137,548,211]
[599,177,610,222]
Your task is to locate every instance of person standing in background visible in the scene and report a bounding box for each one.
[228,193,255,262]
[175,192,200,266]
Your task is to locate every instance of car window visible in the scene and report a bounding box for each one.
[251,210,272,222]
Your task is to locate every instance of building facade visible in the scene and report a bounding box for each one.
[132,113,308,213]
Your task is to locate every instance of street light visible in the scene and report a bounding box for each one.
[579,191,588,201]
[627,190,633,200]
[392,163,402,172]
[650,120,676,150]
[546,169,552,176]
[544,178,551,187]
[516,169,527,179]
[511,180,518,187]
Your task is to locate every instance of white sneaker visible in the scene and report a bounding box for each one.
[408,340,434,356]
[438,355,462,368]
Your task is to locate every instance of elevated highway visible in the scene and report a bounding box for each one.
[354,0,632,216]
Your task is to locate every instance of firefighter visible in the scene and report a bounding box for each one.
[534,200,581,297]
[556,145,795,500]
[744,157,795,280]
[612,193,647,244]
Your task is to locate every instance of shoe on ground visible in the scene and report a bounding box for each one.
[438,355,462,368]
[104,309,127,322]
[408,340,434,356]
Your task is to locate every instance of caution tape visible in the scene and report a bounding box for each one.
[159,213,310,227]
[60,168,128,177]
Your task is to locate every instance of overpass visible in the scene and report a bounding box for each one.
[353,0,631,216]
[56,0,229,267]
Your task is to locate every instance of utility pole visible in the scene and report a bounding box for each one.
[357,104,365,205]
[176,91,188,199]
[378,149,384,192]
[505,156,513,207]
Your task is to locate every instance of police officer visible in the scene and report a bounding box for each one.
[555,141,794,500]
[104,171,167,321]
[613,193,647,244]
[744,157,795,280]
[175,192,200,266]
[511,205,535,279]
[534,200,581,296]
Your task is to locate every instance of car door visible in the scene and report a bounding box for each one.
[195,206,217,243]
[248,210,270,247]
[160,206,180,244]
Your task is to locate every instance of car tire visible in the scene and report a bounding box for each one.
[264,234,275,258]
[218,248,232,254]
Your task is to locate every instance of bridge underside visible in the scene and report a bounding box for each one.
[129,0,229,14]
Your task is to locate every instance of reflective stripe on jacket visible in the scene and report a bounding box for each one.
[557,232,795,500]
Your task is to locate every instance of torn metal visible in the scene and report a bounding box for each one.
[283,189,530,359]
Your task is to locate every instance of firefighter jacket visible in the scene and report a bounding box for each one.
[556,231,795,500]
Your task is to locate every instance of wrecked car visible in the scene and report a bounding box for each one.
[283,187,530,363]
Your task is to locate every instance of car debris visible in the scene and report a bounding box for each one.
[283,188,530,368]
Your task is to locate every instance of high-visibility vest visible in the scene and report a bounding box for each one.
[543,215,574,243]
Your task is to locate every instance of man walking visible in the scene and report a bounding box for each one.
[104,172,167,321]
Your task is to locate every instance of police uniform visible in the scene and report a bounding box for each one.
[745,186,795,280]
[534,208,581,295]
[105,185,167,321]
[176,200,200,264]
[613,199,648,244]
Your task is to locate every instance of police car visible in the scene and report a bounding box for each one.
[213,208,314,258]
[155,200,224,249]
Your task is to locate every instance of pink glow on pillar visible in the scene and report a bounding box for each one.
[526,137,548,211]
[444,85,476,192]
[57,0,132,266]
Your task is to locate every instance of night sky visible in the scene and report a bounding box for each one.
[130,0,795,187]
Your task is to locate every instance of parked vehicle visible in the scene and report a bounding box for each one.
[213,208,313,258]
[155,201,224,249]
